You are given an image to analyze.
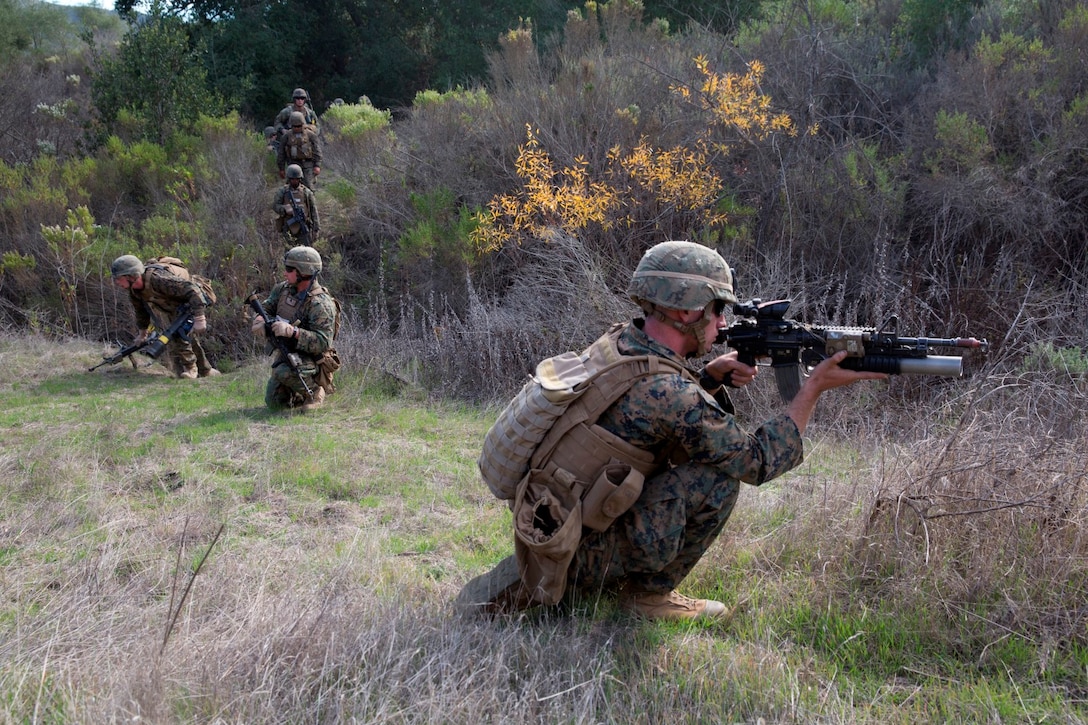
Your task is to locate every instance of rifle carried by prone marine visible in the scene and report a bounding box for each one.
[718,298,989,401]
[89,304,194,372]
[245,292,314,398]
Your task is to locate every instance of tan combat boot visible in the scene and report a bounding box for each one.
[200,368,222,377]
[620,589,730,622]
[300,385,325,412]
[178,365,198,380]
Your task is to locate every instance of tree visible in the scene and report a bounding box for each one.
[90,1,223,144]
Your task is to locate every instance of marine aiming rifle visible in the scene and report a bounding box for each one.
[245,292,314,398]
[89,304,195,372]
[717,298,989,401]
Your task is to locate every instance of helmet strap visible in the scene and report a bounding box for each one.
[642,302,715,356]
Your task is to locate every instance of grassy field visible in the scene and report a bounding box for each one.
[0,333,1084,723]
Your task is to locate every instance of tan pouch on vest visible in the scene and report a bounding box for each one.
[513,469,583,606]
[580,462,645,532]
[545,421,657,484]
[315,350,342,393]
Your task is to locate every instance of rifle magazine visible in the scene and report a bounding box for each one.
[774,364,804,402]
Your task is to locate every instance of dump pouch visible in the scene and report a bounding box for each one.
[315,349,342,393]
[513,469,583,606]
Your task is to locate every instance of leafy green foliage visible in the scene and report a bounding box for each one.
[322,98,392,140]
[90,1,224,144]
[0,0,78,63]
[398,189,477,268]
[1023,342,1088,377]
[894,0,986,65]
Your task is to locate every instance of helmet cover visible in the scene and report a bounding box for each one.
[111,254,145,279]
[627,241,735,311]
[284,246,322,276]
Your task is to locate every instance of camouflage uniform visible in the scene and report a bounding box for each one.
[128,264,215,377]
[273,104,318,136]
[276,125,322,189]
[273,181,319,245]
[460,241,851,620]
[255,279,337,409]
[567,319,803,596]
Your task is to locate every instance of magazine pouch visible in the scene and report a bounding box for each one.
[580,462,645,532]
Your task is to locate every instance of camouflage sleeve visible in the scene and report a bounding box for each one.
[306,188,319,231]
[261,283,285,316]
[150,270,207,317]
[275,138,287,169]
[599,373,803,486]
[296,291,336,355]
[130,291,151,329]
[310,131,323,165]
[274,106,290,130]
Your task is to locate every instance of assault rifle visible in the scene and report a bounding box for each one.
[245,292,314,398]
[285,189,309,237]
[717,299,989,401]
[90,304,194,372]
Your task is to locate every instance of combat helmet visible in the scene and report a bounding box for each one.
[628,241,735,311]
[111,254,145,279]
[289,111,306,127]
[285,164,304,180]
[284,246,322,276]
[292,88,308,100]
[627,241,735,355]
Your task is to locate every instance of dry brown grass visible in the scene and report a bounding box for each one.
[2,330,1087,722]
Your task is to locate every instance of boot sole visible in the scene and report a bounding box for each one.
[454,554,533,616]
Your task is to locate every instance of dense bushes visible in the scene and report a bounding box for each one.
[1,0,1086,395]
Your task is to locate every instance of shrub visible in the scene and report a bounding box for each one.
[321,97,392,140]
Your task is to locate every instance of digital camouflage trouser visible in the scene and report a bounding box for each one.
[567,462,741,596]
[265,359,319,409]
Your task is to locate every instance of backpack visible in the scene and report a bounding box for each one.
[479,323,687,502]
[146,256,218,306]
[478,324,693,605]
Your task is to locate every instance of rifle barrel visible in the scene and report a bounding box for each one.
[897,336,989,351]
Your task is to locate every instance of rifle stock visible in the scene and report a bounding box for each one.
[245,292,314,398]
[717,299,988,401]
[89,304,194,372]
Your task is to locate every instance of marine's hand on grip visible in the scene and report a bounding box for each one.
[271,319,297,339]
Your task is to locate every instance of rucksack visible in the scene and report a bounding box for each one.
[478,323,688,502]
[146,256,218,306]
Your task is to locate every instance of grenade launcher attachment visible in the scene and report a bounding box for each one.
[717,299,989,401]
